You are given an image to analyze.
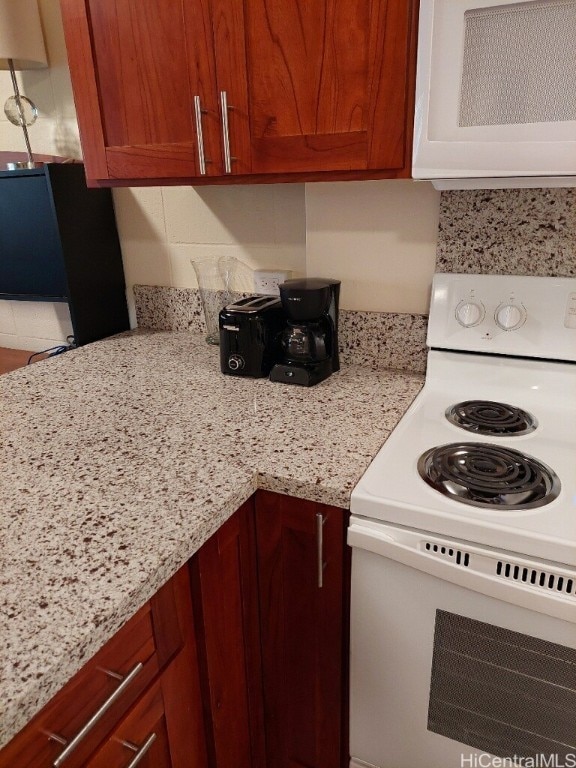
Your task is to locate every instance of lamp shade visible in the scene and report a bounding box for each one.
[0,0,47,70]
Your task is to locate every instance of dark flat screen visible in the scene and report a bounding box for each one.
[0,173,68,300]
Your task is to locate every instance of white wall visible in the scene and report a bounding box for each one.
[0,300,73,352]
[0,0,441,350]
[113,184,307,326]
[307,181,440,313]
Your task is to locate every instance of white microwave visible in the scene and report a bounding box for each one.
[412,0,576,189]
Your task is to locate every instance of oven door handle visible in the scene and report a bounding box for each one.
[348,520,575,624]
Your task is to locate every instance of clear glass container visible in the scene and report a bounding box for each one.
[191,255,238,344]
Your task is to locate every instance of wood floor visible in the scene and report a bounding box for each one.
[0,347,46,375]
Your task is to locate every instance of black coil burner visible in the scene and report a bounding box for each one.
[418,443,560,510]
[445,400,537,436]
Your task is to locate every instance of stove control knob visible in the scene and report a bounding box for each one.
[495,303,526,331]
[455,300,485,327]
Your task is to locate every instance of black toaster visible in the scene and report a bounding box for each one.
[219,296,286,377]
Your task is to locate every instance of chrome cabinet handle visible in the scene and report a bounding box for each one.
[51,662,144,766]
[121,733,157,768]
[219,90,236,174]
[316,513,326,588]
[193,95,209,175]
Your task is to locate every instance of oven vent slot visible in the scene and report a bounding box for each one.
[496,560,575,597]
[424,541,470,567]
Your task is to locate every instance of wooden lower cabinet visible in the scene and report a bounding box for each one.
[0,492,349,767]
[190,491,349,768]
[86,681,172,768]
[87,577,208,768]
[190,497,266,768]
[256,491,350,768]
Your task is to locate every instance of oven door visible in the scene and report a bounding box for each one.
[348,518,576,768]
[413,0,576,181]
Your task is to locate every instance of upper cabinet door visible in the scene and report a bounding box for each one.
[235,0,416,174]
[61,0,212,180]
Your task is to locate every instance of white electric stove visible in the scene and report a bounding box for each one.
[348,273,576,768]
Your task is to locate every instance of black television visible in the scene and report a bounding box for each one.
[0,172,68,301]
[0,163,129,345]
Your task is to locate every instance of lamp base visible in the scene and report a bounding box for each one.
[4,61,41,172]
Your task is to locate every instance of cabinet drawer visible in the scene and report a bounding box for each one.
[86,681,171,768]
[0,573,185,768]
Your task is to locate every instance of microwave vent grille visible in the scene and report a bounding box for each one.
[459,0,576,128]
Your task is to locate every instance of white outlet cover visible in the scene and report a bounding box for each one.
[253,269,292,296]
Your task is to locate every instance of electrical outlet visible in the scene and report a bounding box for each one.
[253,269,292,296]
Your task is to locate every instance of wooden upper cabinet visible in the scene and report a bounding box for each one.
[240,0,415,174]
[59,0,417,185]
[60,0,202,180]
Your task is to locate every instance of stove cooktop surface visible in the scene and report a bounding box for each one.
[417,441,560,511]
[351,350,576,566]
[444,400,537,436]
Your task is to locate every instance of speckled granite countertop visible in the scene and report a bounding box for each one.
[1,330,423,748]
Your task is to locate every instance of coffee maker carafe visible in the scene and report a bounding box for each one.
[270,278,340,386]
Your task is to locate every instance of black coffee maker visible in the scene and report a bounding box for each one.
[270,278,340,386]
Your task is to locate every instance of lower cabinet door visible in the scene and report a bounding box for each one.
[190,498,266,768]
[87,681,171,768]
[255,490,349,768]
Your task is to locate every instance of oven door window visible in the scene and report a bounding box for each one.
[428,609,576,761]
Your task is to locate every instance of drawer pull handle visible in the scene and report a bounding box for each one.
[316,513,326,589]
[51,661,144,766]
[193,95,209,175]
[121,733,157,768]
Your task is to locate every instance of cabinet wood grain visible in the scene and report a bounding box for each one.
[60,0,198,180]
[255,491,350,768]
[190,498,266,768]
[59,0,417,184]
[243,0,415,174]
